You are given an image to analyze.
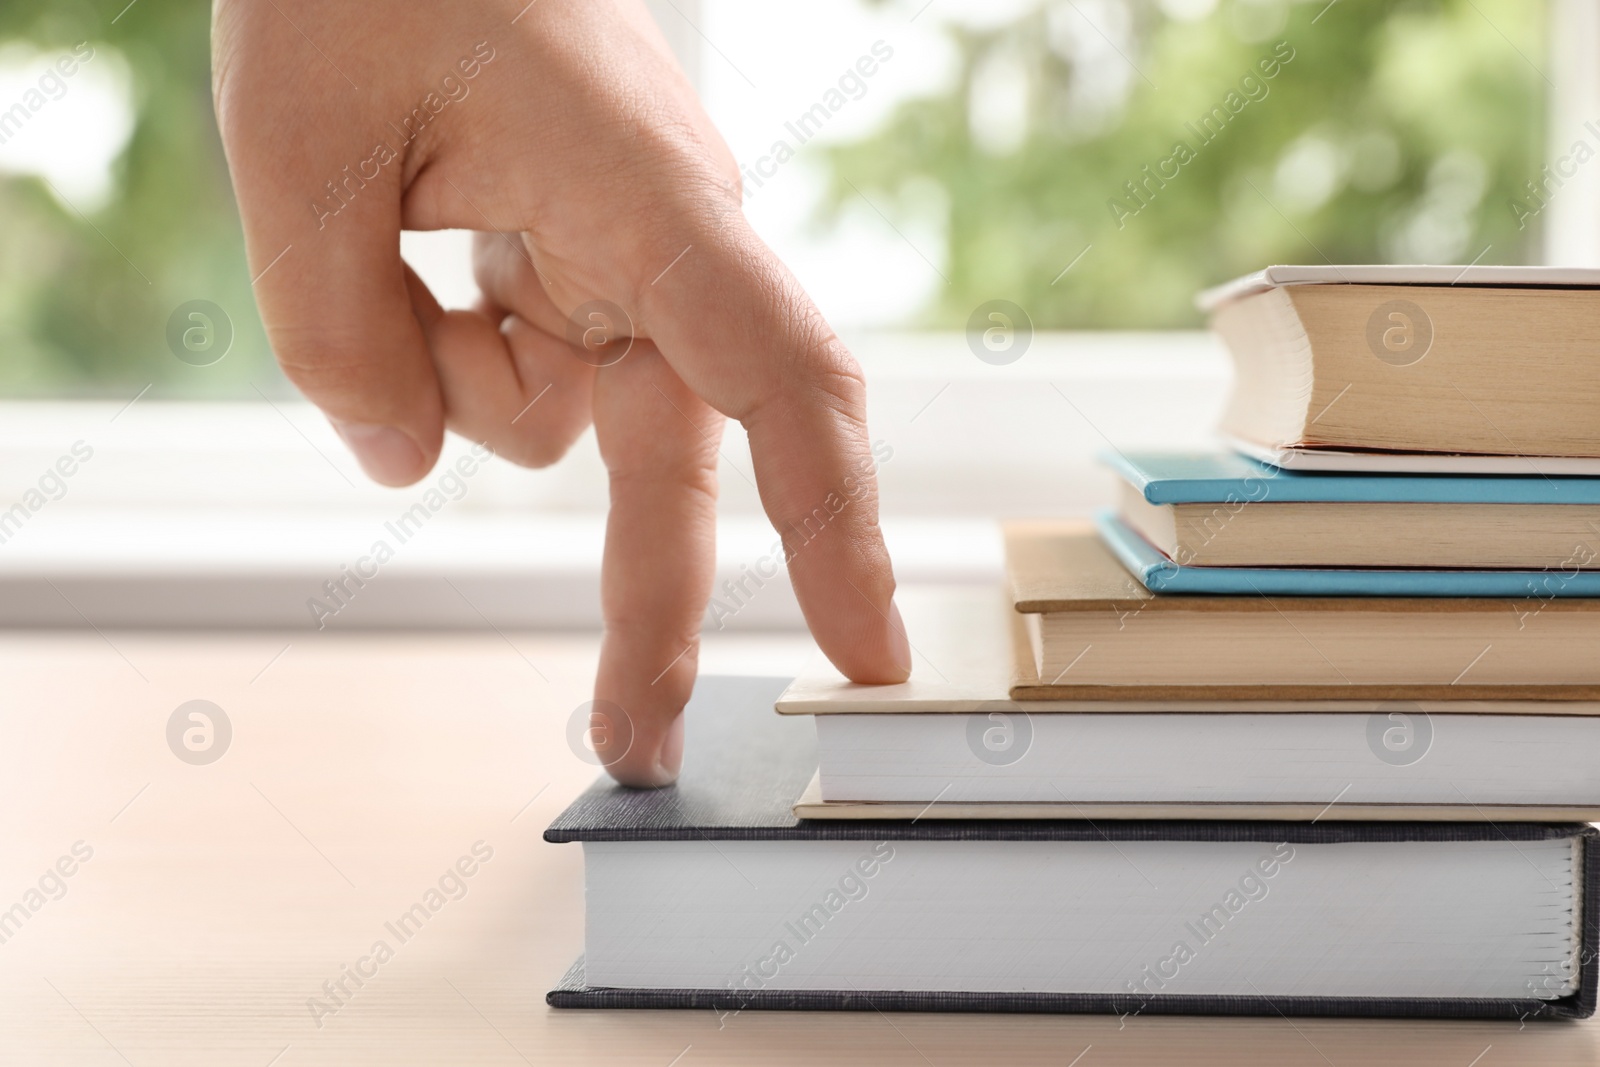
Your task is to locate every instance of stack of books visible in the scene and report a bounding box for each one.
[546,266,1599,1021]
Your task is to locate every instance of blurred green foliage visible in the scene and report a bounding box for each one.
[0,0,1550,393]
[0,0,275,396]
[822,0,1547,327]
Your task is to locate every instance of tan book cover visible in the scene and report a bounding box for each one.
[1211,281,1600,457]
[774,582,1600,713]
[1004,521,1600,701]
[790,772,1600,823]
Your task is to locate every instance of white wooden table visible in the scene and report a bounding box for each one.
[0,629,1593,1066]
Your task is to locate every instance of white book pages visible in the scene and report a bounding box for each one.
[1227,435,1600,476]
[813,712,1600,805]
[585,837,1580,999]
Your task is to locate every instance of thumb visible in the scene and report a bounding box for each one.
[216,49,442,485]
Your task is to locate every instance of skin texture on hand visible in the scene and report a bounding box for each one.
[211,0,912,786]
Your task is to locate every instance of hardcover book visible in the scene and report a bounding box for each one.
[1006,522,1600,700]
[1200,266,1600,459]
[546,676,1598,1020]
[1097,511,1600,597]
[1104,448,1600,572]
[777,587,1600,820]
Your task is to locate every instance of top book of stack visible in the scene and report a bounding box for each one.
[1199,265,1600,473]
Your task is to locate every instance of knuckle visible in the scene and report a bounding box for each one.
[496,437,566,470]
[609,457,719,508]
[805,348,869,422]
[271,339,380,404]
[462,389,590,472]
[500,424,581,470]
[770,330,869,429]
[268,324,434,429]
[607,614,704,652]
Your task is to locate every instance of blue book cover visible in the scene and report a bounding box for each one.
[1097,511,1600,598]
[1102,450,1600,505]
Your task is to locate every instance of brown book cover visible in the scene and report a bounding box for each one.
[1006,521,1600,701]
[1211,281,1600,457]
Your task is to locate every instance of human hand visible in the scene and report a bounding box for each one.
[212,0,911,785]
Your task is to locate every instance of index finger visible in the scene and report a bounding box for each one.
[636,219,912,686]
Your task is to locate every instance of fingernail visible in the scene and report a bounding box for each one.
[331,421,426,485]
[888,598,913,679]
[653,714,685,785]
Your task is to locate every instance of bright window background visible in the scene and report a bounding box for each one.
[701,0,1554,333]
[0,0,1554,395]
[0,0,1583,630]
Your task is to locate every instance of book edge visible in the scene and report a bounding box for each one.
[547,956,1593,1021]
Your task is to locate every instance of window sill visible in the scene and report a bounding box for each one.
[0,330,1228,628]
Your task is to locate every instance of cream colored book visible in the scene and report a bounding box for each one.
[1005,521,1600,700]
[1122,488,1600,568]
[776,585,1600,712]
[1204,267,1600,458]
[1105,449,1600,569]
[776,584,1600,821]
